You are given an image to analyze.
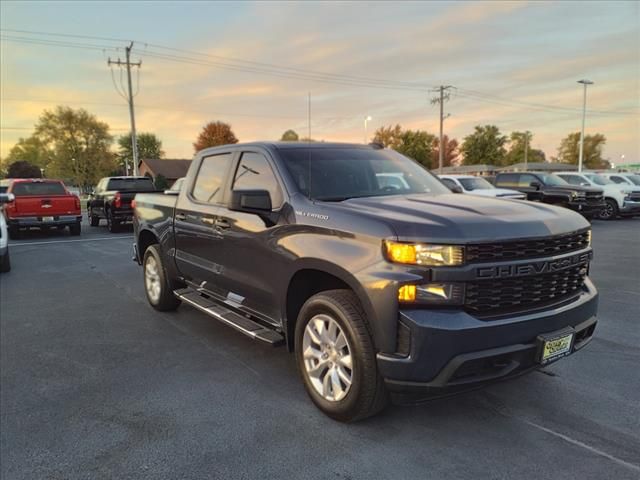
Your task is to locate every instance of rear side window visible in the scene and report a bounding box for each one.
[11,181,66,196]
[518,174,537,188]
[559,175,583,186]
[440,178,457,190]
[233,152,283,208]
[496,174,518,187]
[609,176,627,185]
[192,153,233,204]
[107,178,155,191]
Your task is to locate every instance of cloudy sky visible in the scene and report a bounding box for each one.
[1,1,638,164]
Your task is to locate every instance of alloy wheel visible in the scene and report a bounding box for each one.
[144,255,162,303]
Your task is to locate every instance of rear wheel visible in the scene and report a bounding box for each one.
[8,226,21,240]
[143,244,181,311]
[599,199,618,220]
[106,210,120,233]
[90,213,100,226]
[0,250,10,273]
[295,289,388,422]
[69,222,81,236]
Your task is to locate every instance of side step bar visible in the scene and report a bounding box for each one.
[174,288,284,346]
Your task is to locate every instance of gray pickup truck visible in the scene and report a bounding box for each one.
[133,142,598,422]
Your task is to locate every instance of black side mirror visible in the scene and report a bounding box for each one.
[229,189,272,213]
[0,193,15,204]
[530,181,542,190]
[450,185,463,194]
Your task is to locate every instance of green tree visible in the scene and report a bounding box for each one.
[118,132,164,172]
[504,131,545,166]
[372,124,403,149]
[461,125,508,166]
[154,174,170,190]
[6,136,51,169]
[6,160,43,178]
[557,132,609,169]
[34,106,115,189]
[280,129,299,141]
[193,121,238,152]
[397,130,436,168]
[431,135,459,168]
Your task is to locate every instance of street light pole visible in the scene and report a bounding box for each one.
[577,79,593,173]
[364,116,372,144]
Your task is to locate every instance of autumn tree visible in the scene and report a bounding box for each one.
[33,106,115,189]
[118,132,164,173]
[372,124,403,149]
[193,121,238,152]
[431,135,459,168]
[6,160,43,178]
[281,129,299,141]
[557,132,609,169]
[461,125,508,166]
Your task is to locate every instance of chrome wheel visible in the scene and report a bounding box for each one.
[599,201,614,220]
[144,255,162,303]
[302,314,353,402]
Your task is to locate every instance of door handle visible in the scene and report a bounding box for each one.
[214,218,231,229]
[175,213,187,221]
[201,217,215,225]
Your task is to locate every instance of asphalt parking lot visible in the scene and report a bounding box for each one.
[1,218,639,480]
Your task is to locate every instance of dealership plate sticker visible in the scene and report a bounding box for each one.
[539,332,574,364]
[43,216,54,222]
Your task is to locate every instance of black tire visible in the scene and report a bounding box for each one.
[8,226,21,240]
[69,222,81,236]
[106,209,120,233]
[0,250,10,273]
[295,289,388,422]
[90,214,100,227]
[599,199,619,220]
[142,244,181,311]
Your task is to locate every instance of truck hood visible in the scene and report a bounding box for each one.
[331,193,589,243]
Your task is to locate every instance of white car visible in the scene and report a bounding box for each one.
[439,175,526,199]
[556,172,640,220]
[0,193,14,272]
[601,172,640,188]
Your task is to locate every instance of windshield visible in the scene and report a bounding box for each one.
[12,181,66,196]
[458,177,493,191]
[107,178,155,191]
[627,174,640,186]
[539,174,568,186]
[584,174,612,185]
[279,148,450,201]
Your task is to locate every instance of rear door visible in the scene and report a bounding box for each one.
[173,151,235,288]
[516,173,543,201]
[212,149,286,324]
[10,181,77,218]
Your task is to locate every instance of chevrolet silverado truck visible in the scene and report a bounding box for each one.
[133,142,598,422]
[88,176,156,232]
[0,178,82,239]
[494,172,605,219]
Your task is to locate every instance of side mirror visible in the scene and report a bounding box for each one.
[530,181,542,190]
[0,193,15,204]
[581,182,590,187]
[229,189,272,213]
[450,185,463,194]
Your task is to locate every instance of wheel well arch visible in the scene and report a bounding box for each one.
[138,229,159,258]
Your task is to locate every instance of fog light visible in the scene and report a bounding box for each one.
[398,285,416,302]
[399,283,464,304]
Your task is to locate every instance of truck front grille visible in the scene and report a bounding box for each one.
[465,264,588,317]
[465,230,590,263]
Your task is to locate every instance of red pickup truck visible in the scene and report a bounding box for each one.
[1,178,82,239]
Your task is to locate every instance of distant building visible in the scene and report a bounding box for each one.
[436,164,499,176]
[498,162,576,173]
[138,158,191,183]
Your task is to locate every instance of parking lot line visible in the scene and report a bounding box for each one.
[9,236,133,247]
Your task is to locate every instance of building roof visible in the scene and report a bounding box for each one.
[436,164,499,174]
[139,158,191,179]
[497,162,576,172]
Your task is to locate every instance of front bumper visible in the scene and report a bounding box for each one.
[620,199,640,215]
[112,208,134,223]
[567,201,605,216]
[8,215,82,227]
[377,277,598,398]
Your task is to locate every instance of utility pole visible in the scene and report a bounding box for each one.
[430,86,452,174]
[577,79,593,173]
[524,130,530,171]
[108,42,142,176]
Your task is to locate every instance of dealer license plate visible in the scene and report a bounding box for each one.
[538,331,574,364]
[43,216,54,222]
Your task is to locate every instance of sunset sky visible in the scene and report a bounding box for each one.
[1,1,638,165]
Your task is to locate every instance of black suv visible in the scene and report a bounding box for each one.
[133,143,598,421]
[495,172,605,218]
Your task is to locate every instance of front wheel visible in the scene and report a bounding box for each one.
[106,210,120,233]
[143,244,181,311]
[69,223,81,236]
[0,250,10,273]
[295,289,388,422]
[599,199,619,220]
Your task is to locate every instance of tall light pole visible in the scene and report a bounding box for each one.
[364,116,372,144]
[577,79,593,172]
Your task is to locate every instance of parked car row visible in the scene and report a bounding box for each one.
[438,171,640,221]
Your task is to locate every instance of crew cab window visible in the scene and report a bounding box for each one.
[233,152,283,208]
[12,181,66,196]
[559,175,584,186]
[609,176,627,185]
[106,178,155,191]
[517,174,538,188]
[192,153,233,204]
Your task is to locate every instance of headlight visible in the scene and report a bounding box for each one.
[572,191,586,199]
[385,241,464,266]
[586,229,592,246]
[398,283,465,304]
